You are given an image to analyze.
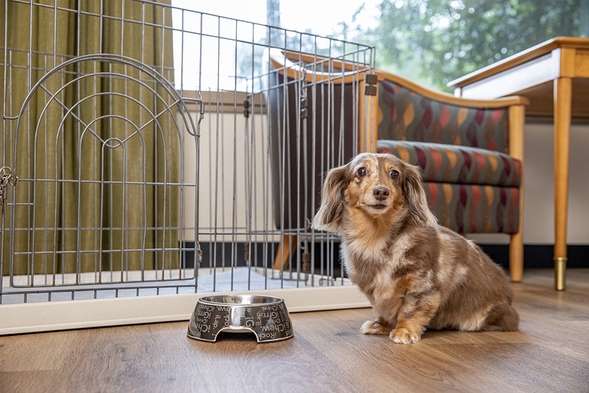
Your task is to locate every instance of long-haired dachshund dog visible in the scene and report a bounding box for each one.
[312,153,519,344]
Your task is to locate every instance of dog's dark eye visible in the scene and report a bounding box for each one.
[390,170,399,180]
[357,167,367,178]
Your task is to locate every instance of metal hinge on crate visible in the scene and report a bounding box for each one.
[300,69,308,119]
[243,96,250,118]
[0,166,18,208]
[365,73,378,96]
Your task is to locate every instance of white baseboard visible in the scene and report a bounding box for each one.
[0,285,370,335]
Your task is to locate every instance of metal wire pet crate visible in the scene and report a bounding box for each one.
[0,0,375,334]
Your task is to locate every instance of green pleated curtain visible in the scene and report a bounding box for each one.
[1,0,180,276]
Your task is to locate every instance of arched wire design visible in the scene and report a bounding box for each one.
[6,54,202,287]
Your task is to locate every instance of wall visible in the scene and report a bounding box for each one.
[181,97,278,243]
[470,121,589,246]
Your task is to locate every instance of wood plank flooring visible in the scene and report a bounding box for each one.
[1,269,588,393]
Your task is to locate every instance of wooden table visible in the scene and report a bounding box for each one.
[448,37,589,291]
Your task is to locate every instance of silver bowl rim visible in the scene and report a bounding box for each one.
[196,294,285,307]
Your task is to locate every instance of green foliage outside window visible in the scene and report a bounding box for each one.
[341,0,588,91]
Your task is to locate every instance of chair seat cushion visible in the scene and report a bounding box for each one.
[377,140,522,187]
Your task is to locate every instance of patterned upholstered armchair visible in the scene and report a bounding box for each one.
[371,70,528,281]
[266,50,527,282]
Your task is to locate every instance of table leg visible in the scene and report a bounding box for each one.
[508,104,526,283]
[553,77,572,291]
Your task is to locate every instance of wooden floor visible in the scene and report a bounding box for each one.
[1,269,588,393]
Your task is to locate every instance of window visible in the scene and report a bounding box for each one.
[174,0,589,91]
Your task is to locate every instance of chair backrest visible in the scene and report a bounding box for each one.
[265,49,371,229]
[377,75,512,153]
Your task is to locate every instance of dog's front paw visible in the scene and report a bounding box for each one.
[390,327,421,344]
[360,319,390,335]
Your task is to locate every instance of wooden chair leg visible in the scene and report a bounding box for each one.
[509,232,523,282]
[273,235,296,271]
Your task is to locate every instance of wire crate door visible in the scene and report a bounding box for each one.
[0,54,201,295]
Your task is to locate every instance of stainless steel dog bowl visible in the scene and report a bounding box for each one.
[187,294,294,343]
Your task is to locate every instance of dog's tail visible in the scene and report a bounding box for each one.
[481,302,520,331]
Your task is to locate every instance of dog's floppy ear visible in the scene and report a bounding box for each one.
[402,162,438,227]
[312,164,349,234]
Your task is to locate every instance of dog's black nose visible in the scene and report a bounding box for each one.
[373,186,390,201]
